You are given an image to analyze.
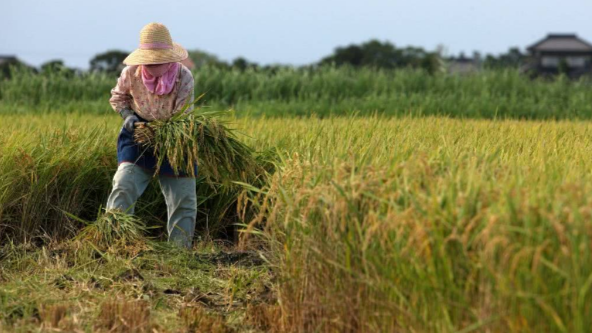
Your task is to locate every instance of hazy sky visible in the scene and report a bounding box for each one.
[2,0,591,69]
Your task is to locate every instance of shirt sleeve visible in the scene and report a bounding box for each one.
[109,66,133,113]
[174,67,195,114]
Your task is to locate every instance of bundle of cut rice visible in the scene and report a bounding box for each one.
[72,209,154,254]
[134,95,262,186]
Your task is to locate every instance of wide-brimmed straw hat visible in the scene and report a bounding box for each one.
[123,23,188,66]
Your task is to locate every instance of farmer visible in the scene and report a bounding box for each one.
[106,22,196,248]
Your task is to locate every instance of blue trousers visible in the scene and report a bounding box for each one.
[108,125,198,248]
[106,163,197,248]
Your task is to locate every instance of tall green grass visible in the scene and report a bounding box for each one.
[1,67,591,119]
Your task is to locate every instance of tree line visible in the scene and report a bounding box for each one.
[2,39,527,77]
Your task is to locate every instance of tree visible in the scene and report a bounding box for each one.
[41,60,65,72]
[319,39,441,73]
[320,40,394,68]
[89,50,128,74]
[483,47,525,69]
[232,57,258,71]
[321,44,365,67]
[421,53,442,75]
[187,50,228,69]
[0,56,35,78]
[40,60,75,76]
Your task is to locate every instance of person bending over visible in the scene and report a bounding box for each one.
[107,22,196,248]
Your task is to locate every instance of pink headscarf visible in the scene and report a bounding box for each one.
[141,62,180,95]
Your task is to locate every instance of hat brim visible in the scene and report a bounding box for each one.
[123,42,188,66]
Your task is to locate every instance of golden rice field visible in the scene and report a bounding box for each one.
[1,114,591,332]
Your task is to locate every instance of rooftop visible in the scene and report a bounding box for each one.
[0,55,18,64]
[528,34,592,53]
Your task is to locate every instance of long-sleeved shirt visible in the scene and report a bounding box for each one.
[109,63,194,121]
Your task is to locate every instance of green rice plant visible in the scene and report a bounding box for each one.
[2,66,592,119]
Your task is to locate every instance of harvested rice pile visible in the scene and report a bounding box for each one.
[69,209,154,255]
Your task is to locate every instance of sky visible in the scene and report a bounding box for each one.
[2,0,591,69]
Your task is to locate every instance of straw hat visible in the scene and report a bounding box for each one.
[123,23,188,66]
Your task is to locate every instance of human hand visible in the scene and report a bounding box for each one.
[123,115,139,133]
[119,109,139,133]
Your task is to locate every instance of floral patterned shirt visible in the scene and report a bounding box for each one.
[109,63,194,121]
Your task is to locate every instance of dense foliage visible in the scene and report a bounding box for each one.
[1,67,590,119]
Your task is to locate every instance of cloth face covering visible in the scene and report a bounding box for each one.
[141,62,180,95]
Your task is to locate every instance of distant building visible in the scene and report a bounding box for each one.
[0,55,19,66]
[527,34,592,78]
[447,53,481,74]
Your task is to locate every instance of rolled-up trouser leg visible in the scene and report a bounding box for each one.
[159,176,197,248]
[106,163,152,214]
